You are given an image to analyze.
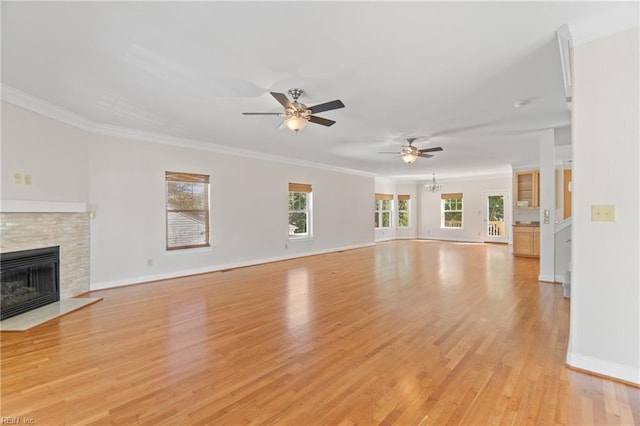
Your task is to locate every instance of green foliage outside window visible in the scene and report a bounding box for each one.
[398,199,409,227]
[442,198,463,228]
[289,192,309,236]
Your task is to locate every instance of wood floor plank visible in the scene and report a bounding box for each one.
[1,240,638,425]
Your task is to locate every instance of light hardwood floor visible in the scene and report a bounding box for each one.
[2,240,638,425]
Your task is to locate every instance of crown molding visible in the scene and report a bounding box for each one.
[1,84,95,132]
[1,84,375,179]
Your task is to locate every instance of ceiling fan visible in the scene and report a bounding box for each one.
[242,89,345,132]
[379,138,443,163]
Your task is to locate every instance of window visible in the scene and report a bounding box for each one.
[441,193,463,228]
[289,182,312,237]
[398,195,410,228]
[165,172,210,250]
[374,193,393,228]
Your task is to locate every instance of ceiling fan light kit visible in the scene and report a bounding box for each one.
[242,88,344,132]
[380,137,444,163]
[401,146,419,163]
[284,116,308,132]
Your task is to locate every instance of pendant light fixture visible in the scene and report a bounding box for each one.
[424,173,443,192]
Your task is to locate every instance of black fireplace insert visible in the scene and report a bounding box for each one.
[1,246,60,320]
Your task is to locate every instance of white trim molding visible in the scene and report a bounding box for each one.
[1,84,375,180]
[91,242,375,291]
[1,85,95,132]
[566,352,640,385]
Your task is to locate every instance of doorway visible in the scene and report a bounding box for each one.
[484,191,509,243]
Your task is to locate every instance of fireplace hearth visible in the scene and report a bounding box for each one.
[1,246,60,320]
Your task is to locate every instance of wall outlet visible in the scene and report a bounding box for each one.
[591,204,615,222]
[284,243,288,249]
[24,174,32,185]
[13,173,23,185]
[147,259,154,267]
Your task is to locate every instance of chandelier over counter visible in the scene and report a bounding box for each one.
[424,173,443,192]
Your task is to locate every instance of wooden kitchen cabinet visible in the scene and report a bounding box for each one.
[515,170,540,208]
[513,225,540,258]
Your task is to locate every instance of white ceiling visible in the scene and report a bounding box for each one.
[2,2,637,180]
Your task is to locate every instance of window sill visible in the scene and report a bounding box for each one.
[289,235,313,241]
[165,246,212,255]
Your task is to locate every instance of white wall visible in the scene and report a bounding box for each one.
[1,103,91,202]
[88,134,374,287]
[568,27,639,384]
[1,102,375,290]
[373,180,420,241]
[417,175,511,242]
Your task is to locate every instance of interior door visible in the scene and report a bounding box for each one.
[484,191,509,243]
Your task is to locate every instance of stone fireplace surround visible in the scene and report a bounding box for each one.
[1,201,90,299]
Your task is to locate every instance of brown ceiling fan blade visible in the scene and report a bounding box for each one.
[242,112,282,115]
[270,92,293,109]
[419,147,443,153]
[308,115,336,127]
[308,100,345,114]
[418,153,434,158]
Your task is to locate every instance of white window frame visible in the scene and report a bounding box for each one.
[375,199,393,228]
[397,197,410,228]
[441,197,463,229]
[289,190,312,239]
[165,172,211,251]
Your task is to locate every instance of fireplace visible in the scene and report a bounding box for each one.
[1,246,60,320]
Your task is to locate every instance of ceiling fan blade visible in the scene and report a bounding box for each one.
[418,147,443,153]
[270,92,293,109]
[242,112,282,115]
[308,115,336,127]
[418,153,434,158]
[308,100,345,114]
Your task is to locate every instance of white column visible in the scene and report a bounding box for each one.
[538,129,556,282]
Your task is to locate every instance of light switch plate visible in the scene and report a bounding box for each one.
[591,204,615,222]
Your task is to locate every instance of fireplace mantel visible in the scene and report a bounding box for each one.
[0,200,88,213]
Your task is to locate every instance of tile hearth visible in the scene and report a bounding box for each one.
[0,298,102,331]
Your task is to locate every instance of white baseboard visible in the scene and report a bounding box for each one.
[538,274,557,283]
[416,236,484,243]
[566,352,640,385]
[91,242,375,291]
[375,237,396,242]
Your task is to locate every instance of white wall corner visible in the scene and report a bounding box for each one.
[566,352,640,385]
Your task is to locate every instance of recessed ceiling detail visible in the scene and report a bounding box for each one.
[1,2,635,178]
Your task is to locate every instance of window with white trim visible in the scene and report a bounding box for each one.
[289,182,312,238]
[165,171,210,250]
[374,193,393,228]
[441,192,463,229]
[398,195,410,228]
